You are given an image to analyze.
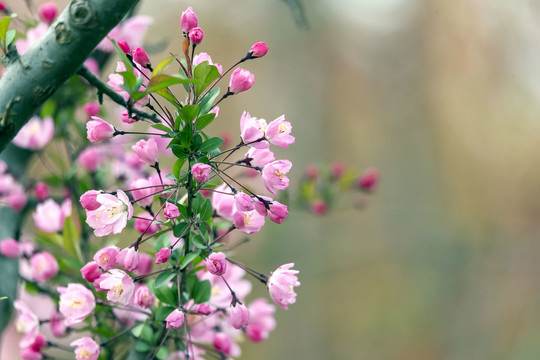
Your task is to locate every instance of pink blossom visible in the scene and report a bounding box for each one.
[155,248,171,264]
[213,333,232,354]
[305,164,318,179]
[49,311,66,337]
[181,7,198,33]
[86,117,115,143]
[134,213,160,235]
[132,138,158,165]
[229,303,250,329]
[265,115,295,147]
[0,173,27,210]
[84,58,100,76]
[13,116,54,150]
[134,253,153,275]
[117,40,131,54]
[211,184,236,221]
[229,68,255,94]
[22,333,46,355]
[34,182,48,201]
[20,347,43,360]
[206,252,227,276]
[70,337,99,360]
[196,303,212,315]
[164,202,181,219]
[201,264,252,308]
[254,199,289,224]
[15,23,48,55]
[83,102,101,117]
[250,42,269,58]
[78,146,102,172]
[97,15,153,52]
[0,238,20,257]
[30,252,59,282]
[267,263,300,309]
[93,245,120,271]
[210,105,220,117]
[311,199,327,215]
[191,163,211,183]
[129,178,155,207]
[38,2,58,23]
[234,192,254,211]
[233,209,266,234]
[331,161,347,178]
[80,190,101,211]
[357,167,379,191]
[85,190,133,236]
[133,47,150,67]
[246,298,276,342]
[14,300,39,347]
[100,269,135,304]
[189,27,204,44]
[58,283,96,326]
[117,247,140,271]
[245,147,275,168]
[239,112,268,148]
[81,261,102,283]
[193,52,222,74]
[262,160,292,194]
[133,285,154,308]
[166,309,185,329]
[121,111,137,124]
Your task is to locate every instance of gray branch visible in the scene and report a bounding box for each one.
[0,0,141,153]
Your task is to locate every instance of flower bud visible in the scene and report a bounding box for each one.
[133,285,154,308]
[0,3,6,12]
[0,238,20,258]
[117,40,131,55]
[206,252,227,276]
[163,202,181,219]
[134,253,153,275]
[80,261,102,282]
[234,192,254,212]
[30,252,59,282]
[78,147,102,172]
[189,27,204,44]
[213,333,232,355]
[180,7,198,33]
[34,182,48,202]
[311,199,327,215]
[331,161,346,178]
[155,248,171,264]
[250,42,268,58]
[132,138,159,165]
[83,102,100,117]
[357,167,379,191]
[50,311,66,337]
[135,215,160,235]
[191,163,211,183]
[121,111,136,124]
[229,68,254,94]
[196,303,212,315]
[165,309,184,329]
[229,303,250,329]
[132,47,150,67]
[38,2,58,24]
[86,117,115,143]
[80,190,101,211]
[117,247,140,271]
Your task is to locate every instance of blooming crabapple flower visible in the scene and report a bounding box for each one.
[30,252,59,282]
[86,117,115,143]
[267,263,300,309]
[234,192,254,211]
[166,309,185,329]
[14,301,39,347]
[262,160,292,195]
[1,238,20,257]
[155,248,171,264]
[206,252,227,276]
[20,346,43,360]
[189,27,204,44]
[34,182,49,202]
[191,163,211,183]
[20,333,46,359]
[135,253,153,275]
[117,40,131,54]
[193,52,222,74]
[211,184,236,221]
[49,311,66,337]
[133,47,150,67]
[229,68,255,94]
[134,213,160,235]
[83,102,100,117]
[265,115,295,148]
[164,202,181,219]
[250,42,269,58]
[93,245,120,271]
[213,333,232,355]
[130,178,156,207]
[38,2,58,23]
[97,15,153,52]
[233,209,266,234]
[246,298,276,342]
[132,138,159,165]
[239,112,268,148]
[196,303,212,315]
[133,285,154,308]
[13,116,54,150]
[311,199,327,215]
[81,261,102,283]
[70,337,99,360]
[229,303,250,329]
[357,167,379,191]
[181,7,198,33]
[80,190,101,211]
[58,283,96,326]
[245,147,275,168]
[117,247,140,271]
[85,190,133,236]
[78,146,102,172]
[100,269,135,304]
[92,274,108,292]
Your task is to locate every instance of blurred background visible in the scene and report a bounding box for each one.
[5,0,540,359]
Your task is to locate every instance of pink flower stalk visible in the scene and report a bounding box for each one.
[130,178,155,207]
[189,27,204,44]
[196,303,212,315]
[245,147,275,168]
[134,214,160,235]
[250,42,269,58]
[135,253,153,275]
[155,248,171,264]
[267,263,300,309]
[30,252,59,282]
[229,303,250,329]
[246,298,276,342]
[80,261,102,283]
[181,7,198,33]
[93,245,120,271]
[265,115,295,147]
[229,68,254,94]
[78,146,102,172]
[213,333,232,355]
[70,337,99,360]
[38,2,58,23]
[99,269,135,304]
[1,238,20,257]
[262,160,292,194]
[80,190,101,211]
[49,311,66,337]
[13,116,54,150]
[86,117,115,143]
[233,209,266,234]
[166,309,185,329]
[57,283,96,326]
[164,202,181,219]
[14,301,39,347]
[34,182,48,201]
[132,47,150,67]
[311,199,327,215]
[191,163,211,183]
[239,112,268,147]
[357,167,379,191]
[206,252,227,276]
[85,190,133,236]
[132,138,159,165]
[83,102,100,117]
[234,192,254,211]
[117,40,131,54]
[117,247,140,271]
[133,285,154,308]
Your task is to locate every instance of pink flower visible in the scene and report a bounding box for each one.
[250,42,269,58]
[213,333,232,355]
[38,2,58,23]
[164,202,181,219]
[166,309,185,329]
[181,7,198,33]
[189,27,204,44]
[80,190,101,211]
[13,116,54,150]
[229,68,254,94]
[130,178,155,207]
[21,333,46,357]
[78,146,102,172]
[357,167,379,191]
[85,190,133,236]
[311,199,327,215]
[132,138,159,165]
[267,200,288,224]
[133,285,154,308]
[211,184,236,221]
[97,15,153,52]
[81,261,102,283]
[233,209,266,234]
[121,111,136,124]
[86,117,115,143]
[206,252,227,276]
[134,213,160,235]
[267,263,300,309]
[265,115,295,147]
[20,348,42,360]
[34,182,48,201]
[83,102,100,117]
[30,252,59,282]
[193,52,222,74]
[99,269,135,304]
[155,248,171,264]
[58,283,96,326]
[246,298,276,342]
[49,311,66,337]
[262,160,292,194]
[133,47,150,67]
[70,337,99,360]
[191,163,211,183]
[196,303,212,315]
[117,40,131,54]
[93,245,120,271]
[117,247,140,271]
[134,253,153,275]
[331,161,347,178]
[1,238,20,257]
[229,303,250,329]
[14,301,39,347]
[234,192,254,211]
[239,112,267,147]
[245,147,275,168]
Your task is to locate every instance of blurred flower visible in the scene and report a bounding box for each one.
[57,283,95,326]
[13,116,54,150]
[267,263,300,309]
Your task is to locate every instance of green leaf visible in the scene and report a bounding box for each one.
[180,250,201,270]
[151,124,171,133]
[173,222,190,238]
[0,297,6,301]
[193,62,221,96]
[154,270,176,289]
[154,285,178,307]
[153,55,177,76]
[171,145,190,159]
[40,99,56,118]
[199,137,224,153]
[198,88,220,115]
[156,347,169,360]
[0,15,13,43]
[135,342,152,352]
[62,217,83,262]
[192,280,211,303]
[155,306,175,322]
[147,74,198,93]
[190,234,207,249]
[199,199,213,221]
[178,104,199,123]
[131,90,147,102]
[120,70,137,92]
[5,29,15,47]
[131,323,153,343]
[154,234,171,252]
[111,37,133,73]
[194,113,216,131]
[179,124,193,147]
[173,159,185,179]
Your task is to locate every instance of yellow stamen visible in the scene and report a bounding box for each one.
[70,298,84,308]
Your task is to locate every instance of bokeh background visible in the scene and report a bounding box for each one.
[5,0,540,359]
